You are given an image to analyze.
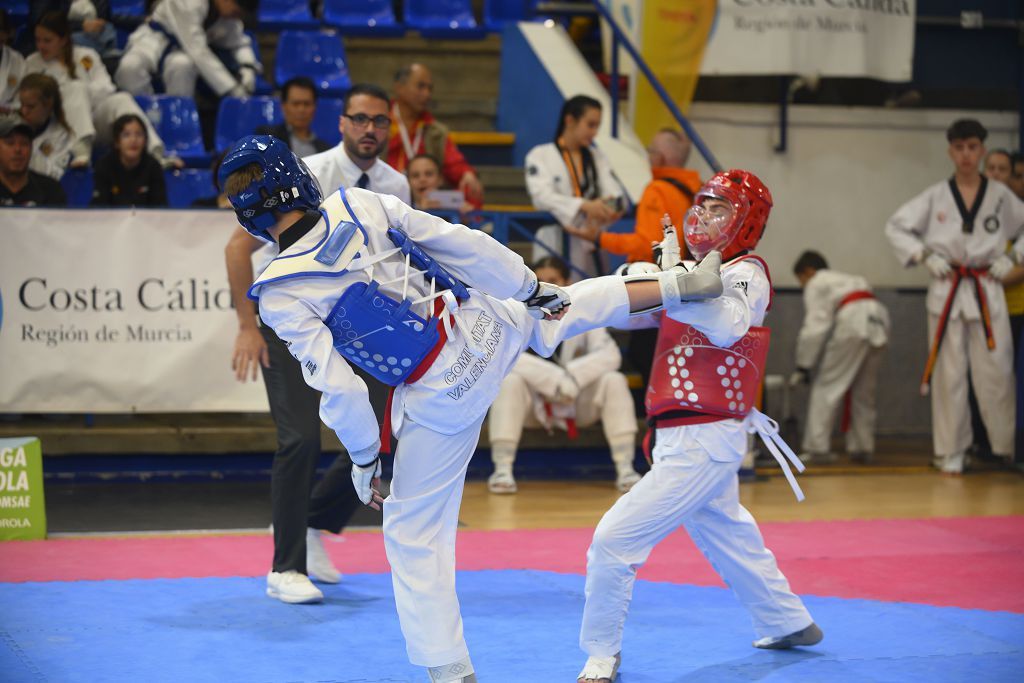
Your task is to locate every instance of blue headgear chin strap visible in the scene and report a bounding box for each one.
[218,135,324,242]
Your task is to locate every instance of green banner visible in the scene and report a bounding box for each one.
[0,437,46,540]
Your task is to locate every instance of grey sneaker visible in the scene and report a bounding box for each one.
[753,622,823,650]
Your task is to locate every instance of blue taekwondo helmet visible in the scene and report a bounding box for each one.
[218,135,324,242]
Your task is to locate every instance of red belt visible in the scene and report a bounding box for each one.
[379,299,452,454]
[920,265,995,396]
[543,402,578,439]
[838,290,875,308]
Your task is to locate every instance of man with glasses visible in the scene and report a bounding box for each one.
[305,82,410,203]
[224,82,409,604]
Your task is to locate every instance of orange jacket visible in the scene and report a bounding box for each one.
[598,167,702,263]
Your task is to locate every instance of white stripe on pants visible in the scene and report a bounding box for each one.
[928,313,1015,457]
[580,420,812,656]
[802,334,884,455]
[383,412,486,667]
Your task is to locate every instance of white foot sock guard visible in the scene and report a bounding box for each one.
[427,656,476,682]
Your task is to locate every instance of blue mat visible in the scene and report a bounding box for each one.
[2,570,1022,682]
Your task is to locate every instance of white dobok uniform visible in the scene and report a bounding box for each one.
[29,119,74,180]
[796,269,890,456]
[1,45,25,110]
[580,257,814,657]
[488,327,638,464]
[524,141,627,278]
[886,178,1024,463]
[25,46,165,158]
[116,0,258,97]
[250,188,638,670]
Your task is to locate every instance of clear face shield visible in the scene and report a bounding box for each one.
[682,191,747,260]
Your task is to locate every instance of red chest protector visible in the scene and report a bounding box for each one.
[645,255,773,423]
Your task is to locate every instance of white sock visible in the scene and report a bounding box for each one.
[491,441,517,474]
[609,436,637,475]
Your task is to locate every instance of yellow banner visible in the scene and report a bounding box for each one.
[634,0,716,143]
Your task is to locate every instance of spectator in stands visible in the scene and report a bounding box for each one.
[407,153,474,214]
[387,63,484,205]
[224,85,409,603]
[91,113,167,206]
[791,250,889,464]
[257,76,329,156]
[0,113,67,206]
[18,73,75,179]
[67,0,118,59]
[1009,153,1024,199]
[115,0,261,100]
[486,256,640,494]
[0,11,24,112]
[304,82,410,201]
[985,149,1024,350]
[525,95,627,278]
[27,12,173,168]
[571,128,700,264]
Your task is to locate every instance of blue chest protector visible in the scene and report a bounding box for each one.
[325,227,470,386]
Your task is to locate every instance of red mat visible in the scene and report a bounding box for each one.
[2,516,1021,612]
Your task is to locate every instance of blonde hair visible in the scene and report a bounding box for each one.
[223,163,264,196]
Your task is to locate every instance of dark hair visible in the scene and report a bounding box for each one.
[112,113,148,145]
[946,119,987,143]
[554,95,601,142]
[19,73,71,133]
[532,255,571,281]
[281,76,317,103]
[36,11,76,79]
[793,250,828,276]
[407,153,440,172]
[343,83,390,113]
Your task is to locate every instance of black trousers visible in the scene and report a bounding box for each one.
[260,323,390,574]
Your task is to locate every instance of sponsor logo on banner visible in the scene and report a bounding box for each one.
[0,209,270,412]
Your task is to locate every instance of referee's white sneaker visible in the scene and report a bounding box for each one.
[306,528,342,584]
[266,570,323,604]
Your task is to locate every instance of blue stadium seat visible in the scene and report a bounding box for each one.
[60,168,94,208]
[405,0,485,39]
[4,1,29,23]
[322,0,403,36]
[215,96,283,151]
[165,169,217,208]
[484,0,539,32]
[312,97,343,148]
[274,30,352,96]
[110,0,146,17]
[257,0,318,29]
[135,95,210,166]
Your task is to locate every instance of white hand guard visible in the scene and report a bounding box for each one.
[523,282,571,320]
[989,254,1015,280]
[621,251,723,315]
[653,213,682,270]
[349,441,382,506]
[924,252,953,279]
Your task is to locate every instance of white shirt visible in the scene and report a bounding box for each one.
[25,46,116,109]
[885,177,1024,319]
[796,269,890,370]
[303,144,411,204]
[524,141,625,228]
[29,119,74,180]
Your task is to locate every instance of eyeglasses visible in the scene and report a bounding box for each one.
[343,113,391,129]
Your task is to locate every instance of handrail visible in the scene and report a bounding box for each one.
[588,1,723,173]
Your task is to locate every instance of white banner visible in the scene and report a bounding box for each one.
[0,209,269,412]
[700,0,915,82]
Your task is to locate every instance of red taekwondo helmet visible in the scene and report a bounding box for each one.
[682,169,773,261]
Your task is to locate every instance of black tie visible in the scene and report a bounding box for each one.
[356,173,370,190]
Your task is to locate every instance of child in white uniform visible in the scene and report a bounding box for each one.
[577,171,822,683]
[219,135,725,683]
